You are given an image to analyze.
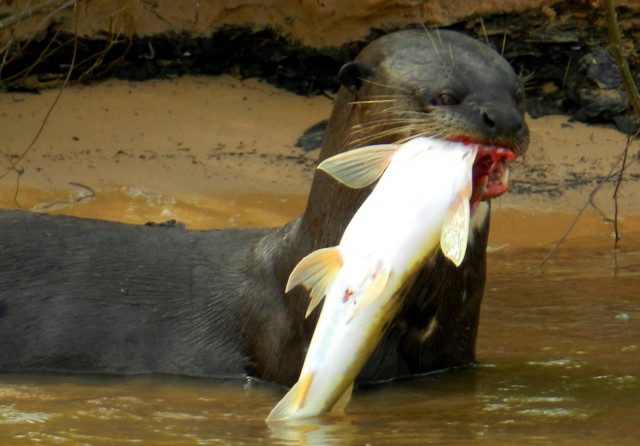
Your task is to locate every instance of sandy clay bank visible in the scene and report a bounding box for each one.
[1,75,639,250]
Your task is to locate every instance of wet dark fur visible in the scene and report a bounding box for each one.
[0,29,528,386]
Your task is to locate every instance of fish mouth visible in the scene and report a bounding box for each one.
[471,145,516,205]
[446,137,519,206]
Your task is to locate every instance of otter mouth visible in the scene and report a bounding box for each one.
[446,137,518,205]
[470,145,516,205]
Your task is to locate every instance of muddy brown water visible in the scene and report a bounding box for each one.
[2,74,639,445]
[0,189,638,445]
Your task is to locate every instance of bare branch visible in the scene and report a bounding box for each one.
[0,0,68,31]
[602,0,640,122]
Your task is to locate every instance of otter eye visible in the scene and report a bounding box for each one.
[436,92,460,106]
[514,88,525,104]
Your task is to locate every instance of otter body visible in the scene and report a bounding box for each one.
[0,29,528,385]
[0,211,308,384]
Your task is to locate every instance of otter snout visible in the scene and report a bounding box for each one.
[478,106,529,154]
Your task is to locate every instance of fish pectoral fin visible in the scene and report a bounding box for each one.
[285,247,343,318]
[440,194,471,267]
[266,372,315,422]
[440,148,476,266]
[317,144,399,188]
[330,382,354,414]
[348,267,390,322]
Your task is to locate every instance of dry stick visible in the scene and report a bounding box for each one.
[4,27,65,84]
[539,146,639,271]
[602,0,640,247]
[0,0,68,31]
[0,0,79,76]
[0,3,79,185]
[613,134,635,247]
[539,0,640,269]
[603,0,640,119]
[612,149,626,247]
[538,148,628,271]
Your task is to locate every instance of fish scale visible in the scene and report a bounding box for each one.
[267,136,477,422]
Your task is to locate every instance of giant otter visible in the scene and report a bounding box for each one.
[0,29,528,386]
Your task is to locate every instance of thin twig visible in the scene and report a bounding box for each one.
[13,168,24,208]
[538,147,629,271]
[603,0,640,121]
[539,0,640,267]
[612,151,625,247]
[603,0,640,248]
[0,2,79,183]
[612,132,638,248]
[0,0,67,30]
[0,0,79,73]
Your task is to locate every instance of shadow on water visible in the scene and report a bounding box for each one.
[1,239,638,445]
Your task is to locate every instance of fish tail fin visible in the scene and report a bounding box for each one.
[285,247,343,318]
[318,144,399,188]
[266,373,314,422]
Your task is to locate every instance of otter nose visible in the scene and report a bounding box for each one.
[481,108,527,141]
[482,111,496,129]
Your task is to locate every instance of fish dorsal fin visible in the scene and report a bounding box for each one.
[331,382,354,414]
[317,144,400,189]
[285,247,343,318]
[266,372,314,422]
[348,267,390,322]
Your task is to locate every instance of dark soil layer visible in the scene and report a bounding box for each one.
[1,2,639,132]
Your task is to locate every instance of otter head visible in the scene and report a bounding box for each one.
[303,28,529,246]
[287,29,530,380]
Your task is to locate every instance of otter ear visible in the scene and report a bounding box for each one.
[338,61,375,93]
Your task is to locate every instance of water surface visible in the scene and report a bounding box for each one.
[1,238,637,445]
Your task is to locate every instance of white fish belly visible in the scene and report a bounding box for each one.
[267,137,477,421]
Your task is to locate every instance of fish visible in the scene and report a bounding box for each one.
[266,136,478,422]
